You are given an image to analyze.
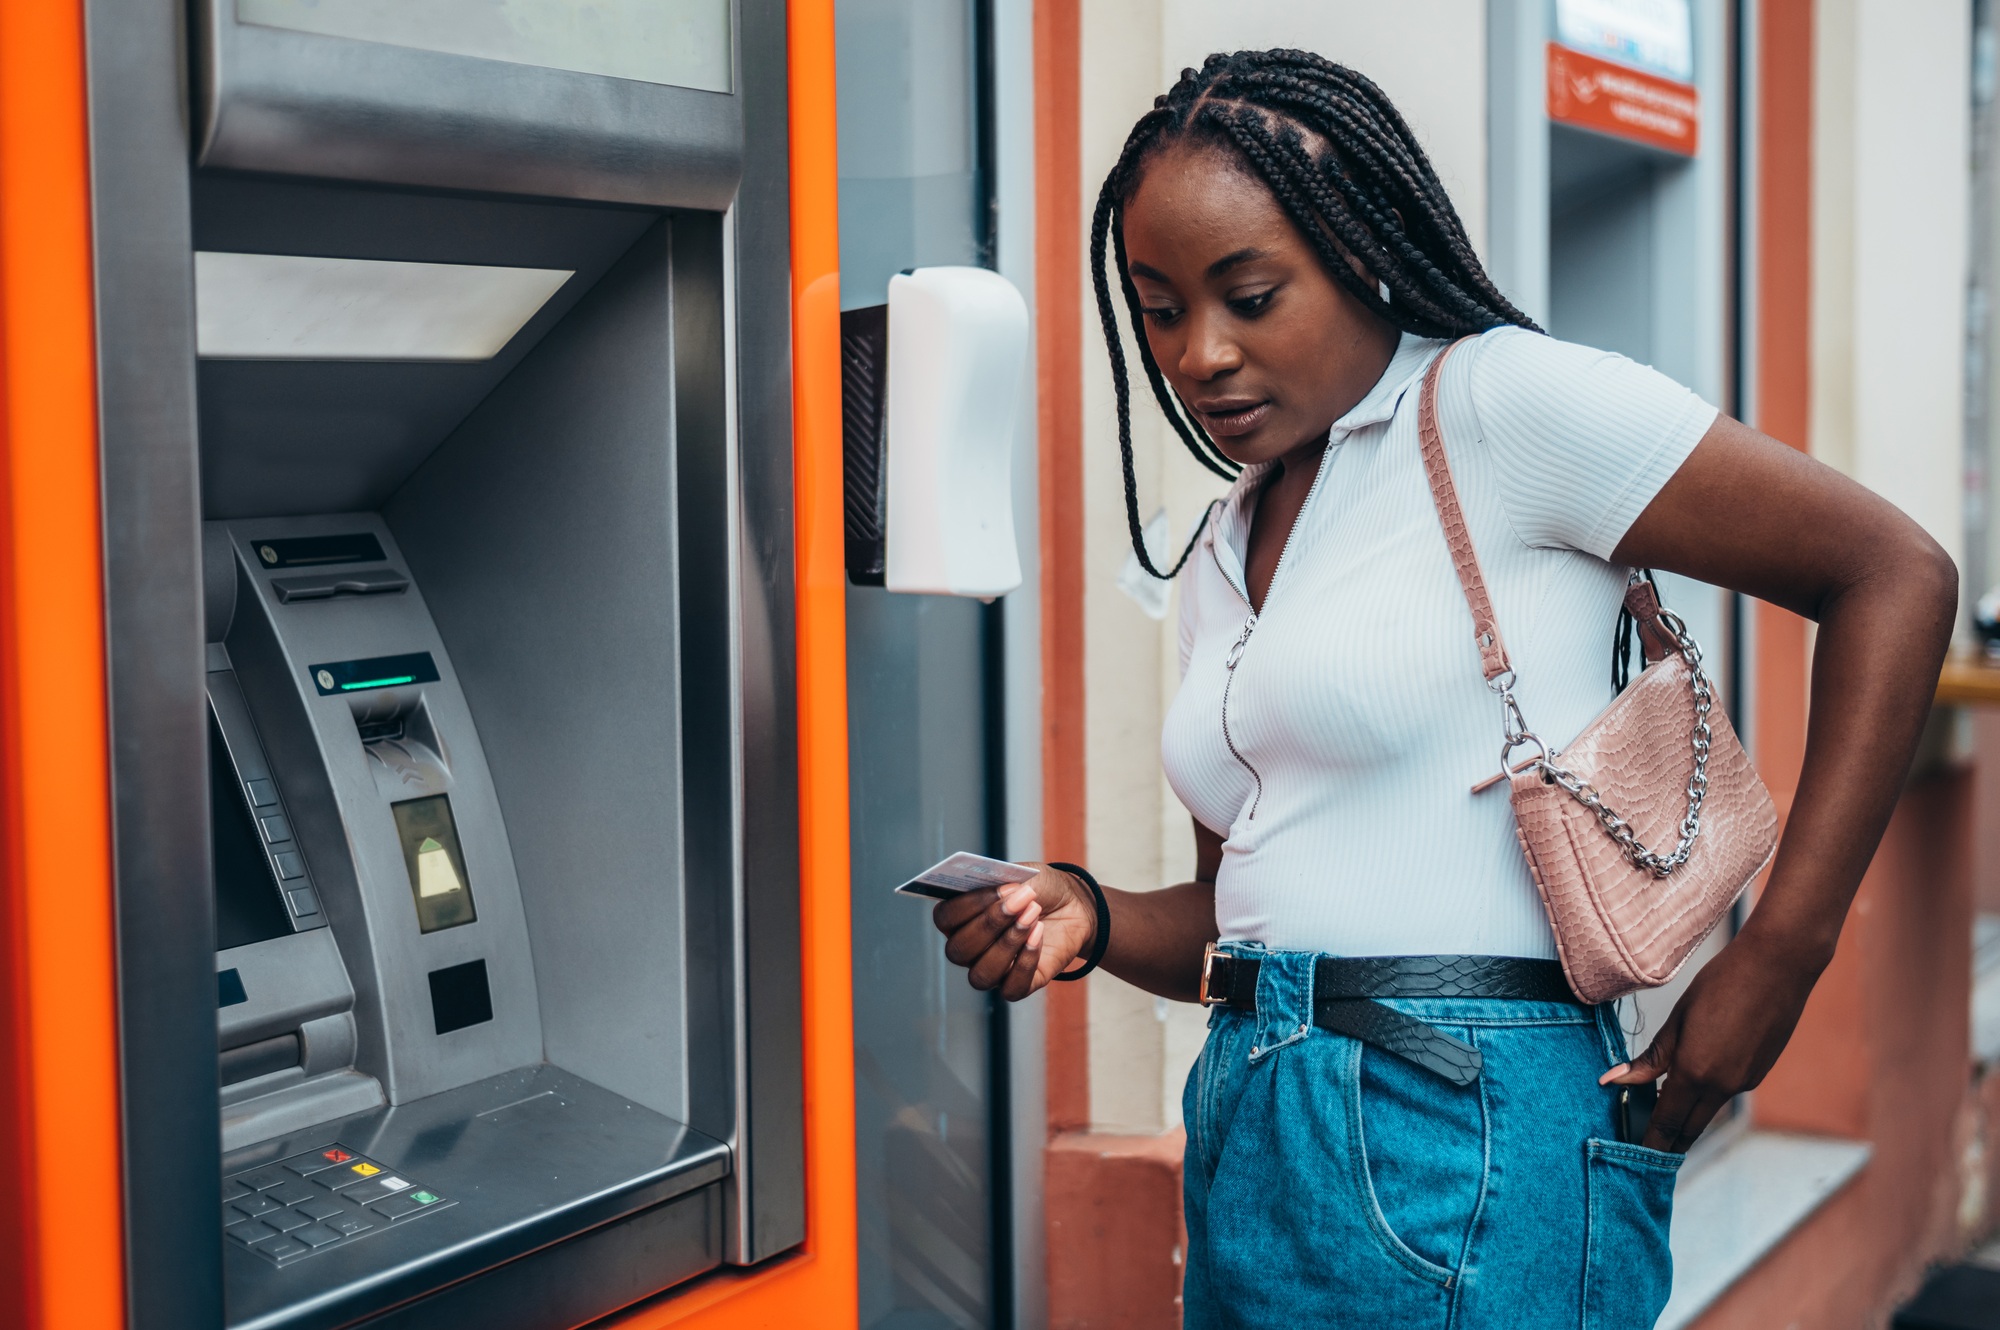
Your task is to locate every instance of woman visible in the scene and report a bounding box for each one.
[932,50,1954,1329]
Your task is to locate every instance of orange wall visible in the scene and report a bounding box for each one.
[0,2,127,1328]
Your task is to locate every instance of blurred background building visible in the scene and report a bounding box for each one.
[832,1,2000,1327]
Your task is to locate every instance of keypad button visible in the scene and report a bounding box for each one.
[283,1146,354,1177]
[370,1192,423,1220]
[245,779,277,808]
[325,1213,374,1237]
[345,1176,413,1205]
[317,1160,385,1191]
[229,1195,279,1220]
[259,814,292,844]
[262,1208,311,1233]
[237,1167,290,1191]
[286,889,320,918]
[225,1220,278,1247]
[407,1190,441,1207]
[272,850,305,880]
[293,1197,344,1222]
[266,1181,317,1208]
[221,1181,252,1203]
[291,1224,342,1249]
[260,1237,309,1261]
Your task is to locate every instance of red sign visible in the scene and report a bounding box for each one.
[1546,42,1699,157]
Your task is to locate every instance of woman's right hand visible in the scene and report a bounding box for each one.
[932,864,1099,1001]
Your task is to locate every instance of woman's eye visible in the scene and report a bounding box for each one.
[1142,305,1182,326]
[1228,290,1275,316]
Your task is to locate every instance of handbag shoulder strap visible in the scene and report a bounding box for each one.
[1416,337,1513,681]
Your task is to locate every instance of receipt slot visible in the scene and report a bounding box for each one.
[70,2,809,1327]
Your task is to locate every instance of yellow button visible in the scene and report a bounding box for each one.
[350,1162,381,1178]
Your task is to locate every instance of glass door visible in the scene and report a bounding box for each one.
[836,3,1009,1326]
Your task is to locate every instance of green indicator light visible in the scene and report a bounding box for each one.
[411,1191,438,1205]
[340,675,415,691]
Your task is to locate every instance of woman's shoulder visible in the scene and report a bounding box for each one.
[1447,327,1717,558]
[1459,325,1690,404]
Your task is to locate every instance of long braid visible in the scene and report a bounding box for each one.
[1095,49,1541,580]
[1091,187,1225,579]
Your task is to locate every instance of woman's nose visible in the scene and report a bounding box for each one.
[1179,310,1243,381]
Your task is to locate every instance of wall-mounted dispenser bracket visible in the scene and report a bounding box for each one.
[841,266,1028,599]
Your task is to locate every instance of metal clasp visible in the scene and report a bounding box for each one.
[1198,941,1229,1007]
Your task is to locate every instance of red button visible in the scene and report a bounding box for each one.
[320,1148,353,1164]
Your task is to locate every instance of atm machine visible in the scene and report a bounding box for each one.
[72,1,809,1326]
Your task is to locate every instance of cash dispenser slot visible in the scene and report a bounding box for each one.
[273,570,410,603]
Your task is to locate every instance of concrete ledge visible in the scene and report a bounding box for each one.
[1045,1129,1186,1330]
[1659,1130,1873,1330]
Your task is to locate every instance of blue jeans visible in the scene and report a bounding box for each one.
[1182,947,1681,1329]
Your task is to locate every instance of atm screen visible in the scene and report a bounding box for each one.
[211,718,292,951]
[392,795,477,932]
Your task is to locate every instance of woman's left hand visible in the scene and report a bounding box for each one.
[1599,926,1827,1152]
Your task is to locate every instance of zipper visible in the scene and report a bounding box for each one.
[1213,444,1333,822]
[1222,614,1264,818]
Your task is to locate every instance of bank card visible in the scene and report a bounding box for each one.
[895,852,1038,901]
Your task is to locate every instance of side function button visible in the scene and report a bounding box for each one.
[272,850,306,881]
[245,779,278,808]
[259,814,292,844]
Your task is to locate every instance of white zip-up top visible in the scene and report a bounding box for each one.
[1161,328,1718,959]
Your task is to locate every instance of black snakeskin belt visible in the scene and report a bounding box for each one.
[1196,949,1582,1087]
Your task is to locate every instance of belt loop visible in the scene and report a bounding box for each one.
[1594,999,1630,1068]
[1249,951,1316,1062]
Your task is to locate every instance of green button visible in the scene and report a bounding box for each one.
[410,1191,438,1205]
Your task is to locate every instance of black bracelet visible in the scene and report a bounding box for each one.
[1047,862,1110,982]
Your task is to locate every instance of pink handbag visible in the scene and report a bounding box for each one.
[1417,340,1778,1004]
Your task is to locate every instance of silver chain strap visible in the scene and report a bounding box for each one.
[1492,609,1714,878]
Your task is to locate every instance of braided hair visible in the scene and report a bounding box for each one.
[1096,49,1542,579]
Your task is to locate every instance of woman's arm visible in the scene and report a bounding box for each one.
[1602,414,1957,1151]
[932,820,1224,1002]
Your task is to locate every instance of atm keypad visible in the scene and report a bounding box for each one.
[224,1145,450,1266]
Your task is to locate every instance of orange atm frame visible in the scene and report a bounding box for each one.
[0,2,857,1327]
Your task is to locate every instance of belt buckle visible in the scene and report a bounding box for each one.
[1198,942,1228,1007]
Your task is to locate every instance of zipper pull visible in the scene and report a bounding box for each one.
[1225,615,1257,670]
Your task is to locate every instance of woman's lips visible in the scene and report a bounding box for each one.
[1196,400,1271,437]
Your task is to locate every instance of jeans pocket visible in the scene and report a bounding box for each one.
[1349,1037,1488,1286]
[1185,1016,1245,1187]
[1582,1139,1682,1330]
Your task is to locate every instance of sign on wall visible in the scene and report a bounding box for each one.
[1547,0,1698,156]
